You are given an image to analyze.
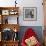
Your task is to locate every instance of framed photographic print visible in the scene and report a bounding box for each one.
[9,10,18,15]
[2,10,9,15]
[23,7,37,21]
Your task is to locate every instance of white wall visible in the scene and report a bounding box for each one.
[0,0,44,26]
[19,0,44,26]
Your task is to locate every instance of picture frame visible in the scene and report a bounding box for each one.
[2,10,9,15]
[23,7,37,21]
[9,10,18,15]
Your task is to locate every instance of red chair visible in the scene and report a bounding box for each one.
[21,28,41,46]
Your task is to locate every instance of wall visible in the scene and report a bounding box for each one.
[0,0,44,26]
[19,0,44,26]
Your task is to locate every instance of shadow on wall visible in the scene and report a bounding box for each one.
[18,26,43,44]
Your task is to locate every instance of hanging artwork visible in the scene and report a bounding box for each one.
[23,7,37,21]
